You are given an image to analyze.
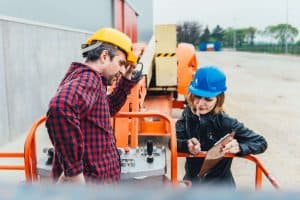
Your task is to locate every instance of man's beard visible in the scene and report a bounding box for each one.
[108,72,122,86]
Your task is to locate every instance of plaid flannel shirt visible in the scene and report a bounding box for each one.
[46,62,136,183]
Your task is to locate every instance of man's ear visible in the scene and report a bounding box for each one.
[99,50,109,63]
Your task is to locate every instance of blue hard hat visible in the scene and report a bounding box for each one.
[189,66,227,98]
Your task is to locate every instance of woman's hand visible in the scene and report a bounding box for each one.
[221,138,240,154]
[187,138,201,155]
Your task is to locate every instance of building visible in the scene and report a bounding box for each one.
[0,0,153,144]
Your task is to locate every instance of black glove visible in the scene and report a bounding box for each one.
[131,62,144,81]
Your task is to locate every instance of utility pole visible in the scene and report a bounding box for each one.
[233,18,236,51]
[285,0,289,54]
[233,30,236,50]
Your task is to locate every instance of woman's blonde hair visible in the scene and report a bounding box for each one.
[186,92,225,115]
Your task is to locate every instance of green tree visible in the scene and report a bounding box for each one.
[264,23,299,46]
[236,29,247,47]
[199,26,210,43]
[210,25,224,42]
[244,27,257,45]
[222,27,256,47]
[223,27,235,47]
[176,21,202,46]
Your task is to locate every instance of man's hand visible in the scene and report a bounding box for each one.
[122,62,136,80]
[221,138,240,154]
[187,138,201,155]
[57,173,85,184]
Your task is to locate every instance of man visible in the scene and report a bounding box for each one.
[45,28,140,184]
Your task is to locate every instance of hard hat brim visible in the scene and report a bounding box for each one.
[127,52,138,64]
[189,85,223,98]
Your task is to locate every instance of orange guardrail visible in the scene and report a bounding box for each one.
[0,152,25,171]
[0,118,46,182]
[24,115,47,182]
[176,152,280,190]
[11,112,280,190]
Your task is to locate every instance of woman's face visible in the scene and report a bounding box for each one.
[193,95,217,115]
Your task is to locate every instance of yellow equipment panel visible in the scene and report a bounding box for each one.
[155,56,177,86]
[155,24,177,53]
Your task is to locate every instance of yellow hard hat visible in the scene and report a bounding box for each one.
[85,28,137,64]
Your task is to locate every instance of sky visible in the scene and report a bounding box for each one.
[153,0,300,31]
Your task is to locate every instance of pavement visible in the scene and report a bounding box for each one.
[196,51,300,190]
[1,51,300,191]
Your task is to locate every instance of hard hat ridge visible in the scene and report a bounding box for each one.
[189,66,227,98]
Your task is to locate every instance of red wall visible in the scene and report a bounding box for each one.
[114,0,124,32]
[114,0,137,42]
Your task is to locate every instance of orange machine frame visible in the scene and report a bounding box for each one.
[21,112,176,182]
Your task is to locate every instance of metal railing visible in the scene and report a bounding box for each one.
[1,113,280,190]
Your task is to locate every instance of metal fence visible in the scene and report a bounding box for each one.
[236,44,300,55]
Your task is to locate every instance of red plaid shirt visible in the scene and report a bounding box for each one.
[46,62,136,184]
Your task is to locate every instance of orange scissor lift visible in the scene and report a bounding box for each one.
[0,24,280,190]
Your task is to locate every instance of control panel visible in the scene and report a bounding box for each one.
[37,140,166,181]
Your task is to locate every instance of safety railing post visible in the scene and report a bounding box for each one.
[255,165,263,190]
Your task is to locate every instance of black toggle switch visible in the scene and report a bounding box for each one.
[146,140,154,163]
[45,147,54,165]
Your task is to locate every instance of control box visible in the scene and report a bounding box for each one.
[37,141,166,181]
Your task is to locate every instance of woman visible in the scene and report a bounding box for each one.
[176,66,267,187]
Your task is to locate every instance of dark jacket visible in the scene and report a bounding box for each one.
[176,106,267,186]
